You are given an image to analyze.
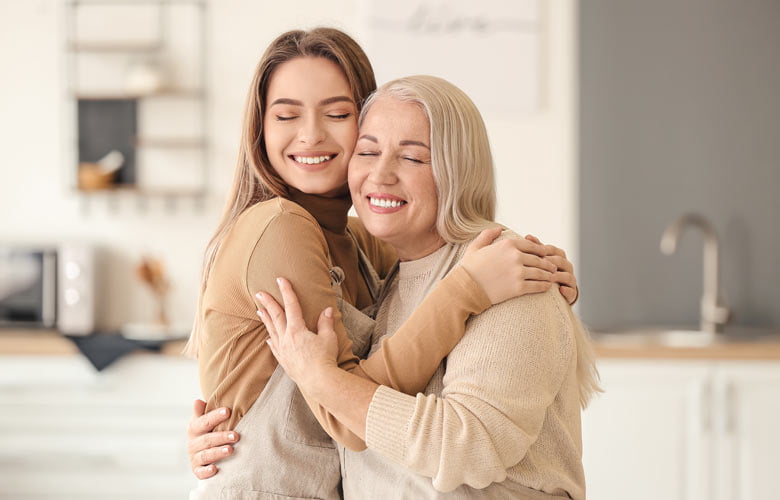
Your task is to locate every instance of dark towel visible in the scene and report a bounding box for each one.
[66,333,167,371]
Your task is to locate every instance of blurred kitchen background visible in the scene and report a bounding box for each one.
[0,0,777,499]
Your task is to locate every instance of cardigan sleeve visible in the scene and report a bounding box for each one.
[201,209,355,432]
[363,289,576,492]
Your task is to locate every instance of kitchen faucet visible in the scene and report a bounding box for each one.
[660,213,730,333]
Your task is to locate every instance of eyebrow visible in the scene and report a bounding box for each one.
[399,140,430,149]
[269,96,354,107]
[358,135,431,150]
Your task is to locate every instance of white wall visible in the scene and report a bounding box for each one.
[0,0,576,330]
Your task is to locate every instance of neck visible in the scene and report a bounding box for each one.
[287,188,352,234]
[394,234,447,262]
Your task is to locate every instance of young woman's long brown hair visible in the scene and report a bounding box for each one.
[185,28,377,357]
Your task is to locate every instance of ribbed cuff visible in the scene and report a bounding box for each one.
[449,266,492,313]
[365,385,418,465]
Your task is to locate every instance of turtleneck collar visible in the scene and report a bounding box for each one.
[288,188,352,234]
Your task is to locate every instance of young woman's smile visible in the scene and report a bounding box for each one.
[263,56,358,197]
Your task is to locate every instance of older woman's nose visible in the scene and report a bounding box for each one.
[367,156,398,184]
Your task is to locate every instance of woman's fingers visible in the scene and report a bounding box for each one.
[188,430,239,455]
[256,291,287,335]
[188,404,230,438]
[521,252,558,273]
[510,238,554,258]
[560,285,578,305]
[524,234,542,245]
[275,277,307,333]
[523,267,554,282]
[523,280,553,294]
[546,255,573,273]
[192,443,235,473]
[553,271,576,288]
[194,464,218,480]
[258,307,278,346]
[465,227,503,254]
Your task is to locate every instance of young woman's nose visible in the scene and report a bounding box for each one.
[297,115,326,145]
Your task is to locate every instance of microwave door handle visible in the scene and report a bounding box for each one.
[42,251,57,328]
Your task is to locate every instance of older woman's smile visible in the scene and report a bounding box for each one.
[367,193,408,212]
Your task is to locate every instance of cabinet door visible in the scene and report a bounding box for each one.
[0,354,200,499]
[713,362,780,500]
[582,360,713,500]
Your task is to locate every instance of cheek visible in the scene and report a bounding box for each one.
[347,163,364,196]
[339,122,359,156]
[262,120,282,155]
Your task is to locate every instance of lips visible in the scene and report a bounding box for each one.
[288,152,337,169]
[366,193,407,213]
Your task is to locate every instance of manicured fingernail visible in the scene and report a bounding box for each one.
[325,307,333,318]
[222,447,230,454]
[276,277,283,286]
[228,433,236,440]
[257,310,265,319]
[255,292,263,300]
[219,408,227,416]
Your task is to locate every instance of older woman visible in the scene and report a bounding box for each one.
[258,75,601,499]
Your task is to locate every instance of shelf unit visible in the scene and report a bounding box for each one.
[63,0,208,210]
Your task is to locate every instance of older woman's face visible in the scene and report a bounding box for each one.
[348,96,444,260]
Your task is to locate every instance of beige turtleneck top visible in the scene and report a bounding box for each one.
[197,191,491,450]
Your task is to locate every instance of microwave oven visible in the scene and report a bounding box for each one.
[0,244,96,335]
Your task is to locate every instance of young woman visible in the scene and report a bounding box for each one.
[186,28,579,499]
[256,76,601,499]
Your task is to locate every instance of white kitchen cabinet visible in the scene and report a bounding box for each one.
[712,363,780,500]
[0,354,200,499]
[582,359,780,500]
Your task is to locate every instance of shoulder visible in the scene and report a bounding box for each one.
[227,198,324,245]
[469,287,575,355]
[237,197,318,229]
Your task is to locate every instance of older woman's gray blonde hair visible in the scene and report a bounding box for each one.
[360,76,601,408]
[360,75,497,244]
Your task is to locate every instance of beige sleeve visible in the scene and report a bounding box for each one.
[200,307,277,432]
[363,290,575,492]
[357,267,492,395]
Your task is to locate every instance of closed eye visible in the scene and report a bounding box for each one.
[275,115,297,121]
[327,113,351,120]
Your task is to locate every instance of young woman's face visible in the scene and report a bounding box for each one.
[263,56,358,197]
[349,96,444,260]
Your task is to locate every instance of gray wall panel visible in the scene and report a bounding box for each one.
[579,0,780,330]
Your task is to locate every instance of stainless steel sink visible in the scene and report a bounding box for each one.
[592,326,780,348]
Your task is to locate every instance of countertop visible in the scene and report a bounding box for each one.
[593,340,780,360]
[0,329,188,357]
[3,329,780,360]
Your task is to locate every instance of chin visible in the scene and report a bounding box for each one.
[296,179,348,197]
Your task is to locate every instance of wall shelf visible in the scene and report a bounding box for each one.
[134,137,206,149]
[64,0,208,212]
[74,89,204,100]
[67,41,164,53]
